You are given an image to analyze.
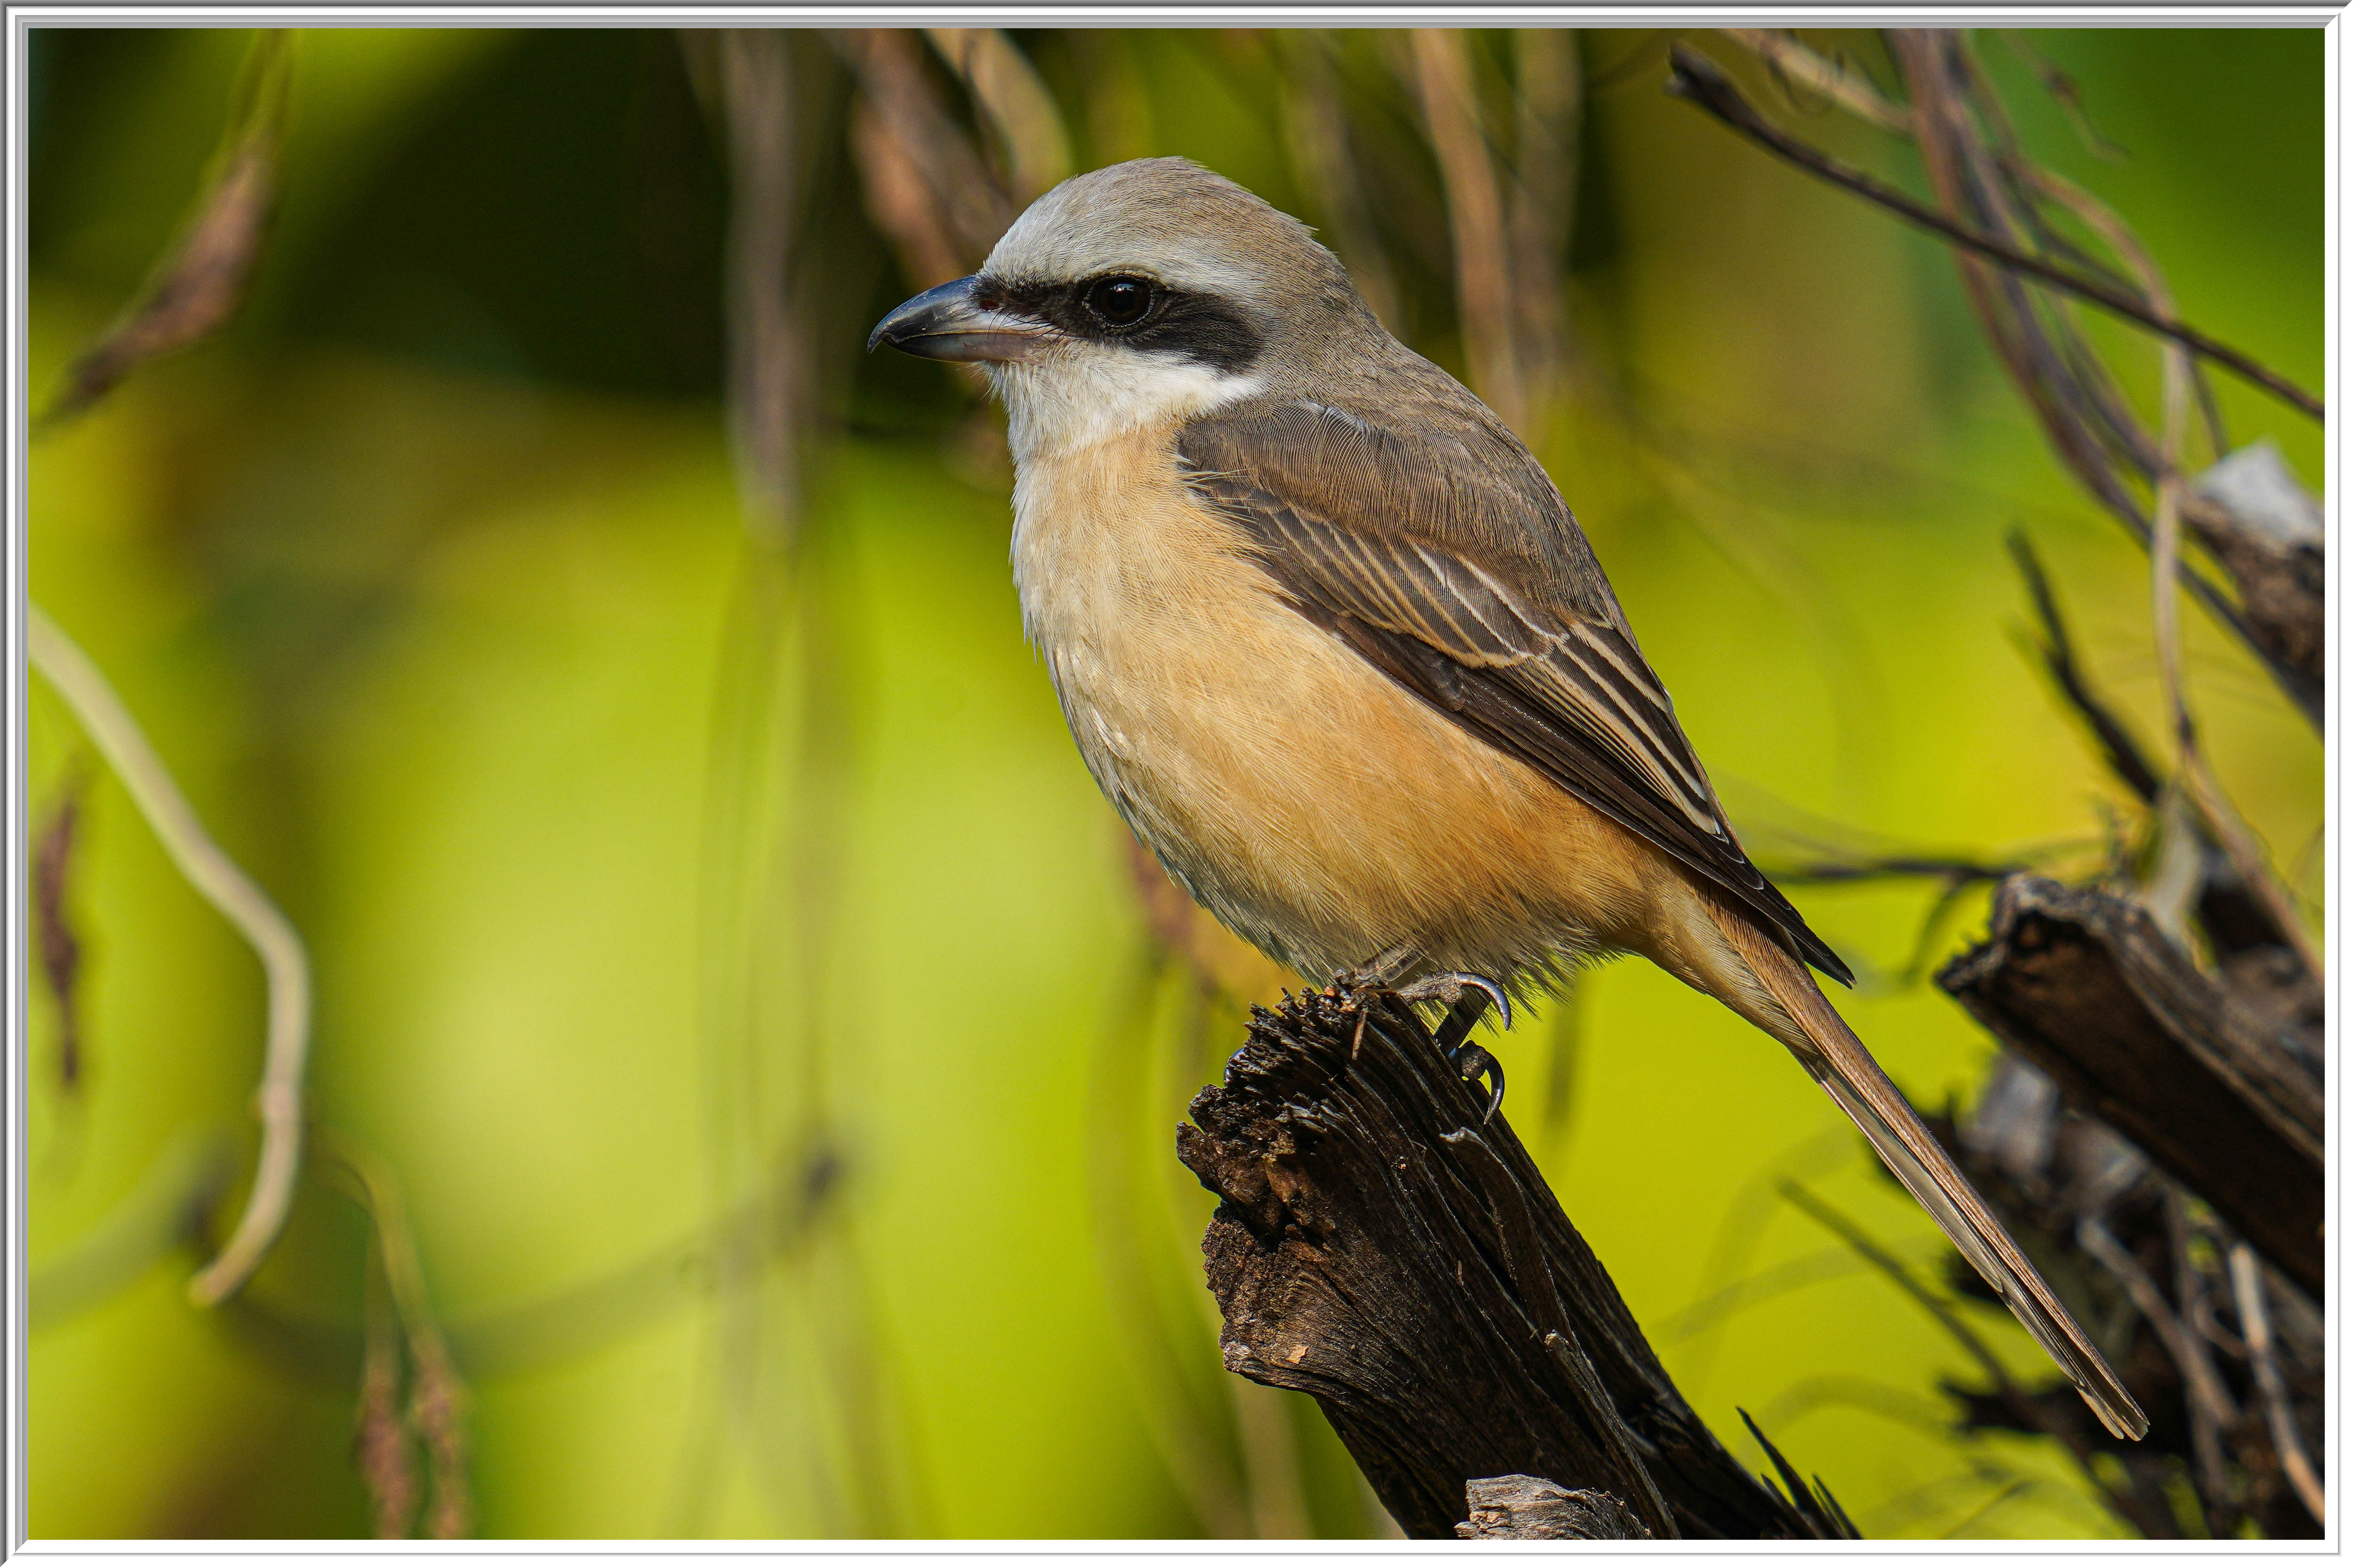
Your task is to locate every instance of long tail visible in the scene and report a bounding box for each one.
[1711,908,2150,1442]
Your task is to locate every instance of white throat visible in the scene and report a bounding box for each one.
[992,347,1261,465]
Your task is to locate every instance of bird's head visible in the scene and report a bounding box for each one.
[868,157,1378,456]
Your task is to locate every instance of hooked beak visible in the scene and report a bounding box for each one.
[867,276,1052,363]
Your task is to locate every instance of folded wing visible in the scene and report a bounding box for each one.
[1180,396,1852,986]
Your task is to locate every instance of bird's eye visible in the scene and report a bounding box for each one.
[1085,275,1155,327]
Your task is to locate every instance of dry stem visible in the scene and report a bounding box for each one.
[28,604,312,1307]
[2228,1245,2324,1527]
[1409,30,1528,434]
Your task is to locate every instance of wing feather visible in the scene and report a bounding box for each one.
[1180,399,1852,986]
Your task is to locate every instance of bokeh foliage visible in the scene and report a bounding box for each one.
[25,26,2321,1540]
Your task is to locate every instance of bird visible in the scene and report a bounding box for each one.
[868,155,2148,1444]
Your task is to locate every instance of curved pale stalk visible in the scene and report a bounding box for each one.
[27,603,310,1305]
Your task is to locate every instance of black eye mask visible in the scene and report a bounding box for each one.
[982,272,1265,375]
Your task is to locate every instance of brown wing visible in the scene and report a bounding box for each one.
[1180,396,1852,987]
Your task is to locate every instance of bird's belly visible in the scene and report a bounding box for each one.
[1012,445,1655,986]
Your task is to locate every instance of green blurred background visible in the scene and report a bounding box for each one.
[25,25,2321,1541]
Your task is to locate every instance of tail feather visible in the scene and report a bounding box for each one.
[1718,912,2150,1442]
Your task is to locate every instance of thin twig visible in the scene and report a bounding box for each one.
[1665,46,2321,420]
[28,604,311,1306]
[2161,1190,2236,1521]
[2024,164,2232,458]
[2006,532,2164,805]
[1769,853,2024,889]
[2228,1245,2324,1527]
[2076,1219,2237,1435]
[1720,24,2233,480]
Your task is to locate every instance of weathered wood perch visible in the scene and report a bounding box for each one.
[1937,875,2322,1297]
[1455,1475,1652,1539]
[1176,986,1851,1540]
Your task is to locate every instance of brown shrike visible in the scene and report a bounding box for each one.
[870,157,2146,1442]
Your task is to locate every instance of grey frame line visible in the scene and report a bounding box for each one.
[2,6,2339,1559]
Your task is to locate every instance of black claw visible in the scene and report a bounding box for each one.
[1464,974,1513,1032]
[1450,1042,1506,1123]
[1388,969,1514,1120]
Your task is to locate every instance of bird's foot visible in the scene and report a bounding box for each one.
[1393,971,1513,1123]
[1394,971,1514,1041]
[1329,957,1409,1058]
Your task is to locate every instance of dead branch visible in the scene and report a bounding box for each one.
[1936,1054,2322,1537]
[1176,985,1848,1540]
[1937,877,2320,1297]
[2187,442,2325,702]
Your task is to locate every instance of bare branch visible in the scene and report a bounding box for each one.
[1937,877,2321,1296]
[1665,46,2321,420]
